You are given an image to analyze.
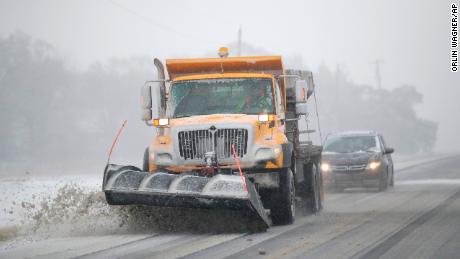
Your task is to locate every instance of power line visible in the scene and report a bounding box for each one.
[168,1,237,27]
[106,0,213,45]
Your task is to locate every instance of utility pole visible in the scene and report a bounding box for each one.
[372,59,384,89]
[237,25,242,56]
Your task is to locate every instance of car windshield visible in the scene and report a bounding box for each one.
[323,135,380,153]
[167,78,275,118]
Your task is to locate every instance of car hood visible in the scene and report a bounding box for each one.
[322,151,380,165]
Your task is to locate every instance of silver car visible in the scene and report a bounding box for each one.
[321,131,394,192]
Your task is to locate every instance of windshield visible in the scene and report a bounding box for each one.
[323,135,380,153]
[167,78,275,118]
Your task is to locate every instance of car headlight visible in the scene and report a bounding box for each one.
[367,161,381,170]
[321,163,331,172]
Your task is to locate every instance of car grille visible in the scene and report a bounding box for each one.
[178,128,248,160]
[332,164,367,171]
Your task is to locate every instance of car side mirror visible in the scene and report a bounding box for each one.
[384,147,394,154]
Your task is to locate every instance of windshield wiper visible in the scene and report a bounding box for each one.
[175,115,192,118]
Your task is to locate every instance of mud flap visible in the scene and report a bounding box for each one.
[103,164,270,230]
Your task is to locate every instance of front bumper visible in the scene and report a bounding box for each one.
[323,168,382,188]
[153,144,281,167]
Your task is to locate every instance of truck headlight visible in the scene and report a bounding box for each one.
[367,161,381,170]
[153,118,169,127]
[258,114,275,122]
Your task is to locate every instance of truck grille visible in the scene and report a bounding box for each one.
[178,129,248,160]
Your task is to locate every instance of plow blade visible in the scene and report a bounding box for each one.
[103,164,270,230]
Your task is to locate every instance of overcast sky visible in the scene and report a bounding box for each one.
[1,0,458,151]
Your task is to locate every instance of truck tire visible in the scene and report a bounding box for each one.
[310,162,322,213]
[271,168,295,225]
[319,168,325,210]
[302,162,323,212]
[142,148,149,172]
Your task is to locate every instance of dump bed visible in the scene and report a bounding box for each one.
[166,55,287,109]
[166,56,284,80]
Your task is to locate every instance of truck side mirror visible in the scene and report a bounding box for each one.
[295,80,308,115]
[141,85,152,121]
[305,71,315,99]
[154,58,167,117]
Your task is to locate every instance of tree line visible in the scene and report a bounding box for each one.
[0,33,437,169]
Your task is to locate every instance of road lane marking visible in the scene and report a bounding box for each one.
[396,154,460,173]
[73,234,160,258]
[398,179,460,186]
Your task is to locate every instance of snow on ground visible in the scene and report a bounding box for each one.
[0,176,123,247]
[0,171,250,250]
[0,174,177,250]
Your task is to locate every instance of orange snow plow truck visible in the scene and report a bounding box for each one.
[103,49,323,231]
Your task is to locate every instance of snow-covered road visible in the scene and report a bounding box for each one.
[0,153,458,258]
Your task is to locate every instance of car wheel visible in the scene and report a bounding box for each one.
[389,166,394,187]
[378,170,388,192]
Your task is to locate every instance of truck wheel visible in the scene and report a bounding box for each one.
[142,148,149,171]
[319,169,325,210]
[310,162,322,213]
[303,162,323,212]
[271,168,295,225]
